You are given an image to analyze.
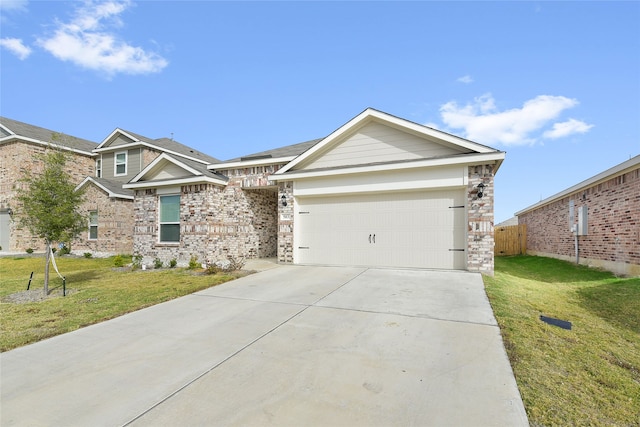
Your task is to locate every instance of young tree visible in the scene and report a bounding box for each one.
[15,142,87,294]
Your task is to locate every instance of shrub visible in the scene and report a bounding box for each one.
[83,252,92,258]
[26,248,34,254]
[226,256,245,272]
[169,258,177,268]
[188,255,199,270]
[113,255,125,267]
[131,254,143,270]
[153,257,163,269]
[205,263,221,275]
[51,247,57,254]
[59,245,70,255]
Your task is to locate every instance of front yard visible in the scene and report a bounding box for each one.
[0,255,247,351]
[484,256,639,426]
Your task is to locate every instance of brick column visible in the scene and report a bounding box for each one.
[467,164,496,275]
[277,181,294,263]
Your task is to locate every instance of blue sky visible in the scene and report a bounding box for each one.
[1,0,639,223]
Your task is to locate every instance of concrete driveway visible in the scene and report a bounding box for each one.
[1,265,528,426]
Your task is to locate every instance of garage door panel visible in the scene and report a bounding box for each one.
[295,189,466,270]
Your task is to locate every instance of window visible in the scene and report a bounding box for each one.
[95,159,102,178]
[89,211,98,240]
[115,152,127,176]
[159,195,180,242]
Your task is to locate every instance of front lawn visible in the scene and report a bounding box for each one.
[0,255,247,352]
[484,256,639,426]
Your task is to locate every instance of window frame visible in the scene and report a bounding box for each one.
[159,194,180,243]
[95,158,102,178]
[88,210,98,240]
[114,151,127,176]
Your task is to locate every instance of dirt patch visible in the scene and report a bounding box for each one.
[2,289,77,304]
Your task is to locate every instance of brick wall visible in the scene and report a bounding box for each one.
[0,141,94,251]
[132,167,279,268]
[72,184,134,255]
[467,164,496,276]
[519,167,640,276]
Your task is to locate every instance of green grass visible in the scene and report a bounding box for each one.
[0,255,247,352]
[484,256,640,426]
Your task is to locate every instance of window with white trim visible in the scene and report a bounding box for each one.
[95,159,102,178]
[89,211,98,240]
[159,195,180,242]
[115,151,127,176]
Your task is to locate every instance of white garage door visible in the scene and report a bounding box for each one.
[295,189,466,270]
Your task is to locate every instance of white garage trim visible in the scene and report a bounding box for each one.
[294,189,467,270]
[293,165,467,197]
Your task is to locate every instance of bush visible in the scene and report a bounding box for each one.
[83,252,92,258]
[26,248,33,254]
[188,255,199,270]
[59,245,70,255]
[131,254,143,270]
[205,263,221,275]
[169,258,177,268]
[153,257,163,269]
[113,255,125,267]
[226,256,245,272]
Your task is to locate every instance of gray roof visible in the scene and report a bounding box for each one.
[120,129,220,164]
[0,116,98,154]
[163,154,228,182]
[220,138,323,164]
[90,177,135,198]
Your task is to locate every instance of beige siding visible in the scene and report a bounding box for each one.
[107,134,136,148]
[102,148,141,182]
[303,122,468,170]
[148,161,191,180]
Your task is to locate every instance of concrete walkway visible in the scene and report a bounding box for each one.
[1,265,528,427]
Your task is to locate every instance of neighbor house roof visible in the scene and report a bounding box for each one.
[515,154,640,216]
[208,139,323,171]
[0,116,98,155]
[95,128,219,165]
[75,177,135,200]
[123,153,228,190]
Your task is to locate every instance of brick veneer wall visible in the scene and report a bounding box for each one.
[72,185,134,255]
[467,164,496,276]
[277,181,294,264]
[133,166,279,268]
[519,167,640,276]
[0,141,94,251]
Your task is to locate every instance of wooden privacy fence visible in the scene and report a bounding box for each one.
[494,224,527,256]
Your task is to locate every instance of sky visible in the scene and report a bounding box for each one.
[1,0,639,223]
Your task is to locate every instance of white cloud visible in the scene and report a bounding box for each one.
[37,0,167,76]
[439,93,592,145]
[0,0,28,12]
[457,75,473,84]
[543,118,594,139]
[0,37,32,59]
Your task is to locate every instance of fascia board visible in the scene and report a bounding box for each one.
[96,128,138,149]
[74,177,134,200]
[270,152,505,182]
[515,155,640,216]
[276,108,499,176]
[94,139,210,165]
[0,123,14,135]
[208,156,295,170]
[128,153,203,183]
[0,135,96,157]
[123,175,228,189]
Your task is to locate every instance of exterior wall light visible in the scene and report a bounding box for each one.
[476,182,485,199]
[281,194,287,207]
[7,208,13,216]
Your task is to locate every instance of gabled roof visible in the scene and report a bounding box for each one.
[123,153,228,189]
[516,154,640,216]
[75,177,135,200]
[0,116,98,156]
[96,128,219,165]
[209,139,322,170]
[273,108,505,179]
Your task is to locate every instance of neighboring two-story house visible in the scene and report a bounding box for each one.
[73,129,218,255]
[0,117,97,252]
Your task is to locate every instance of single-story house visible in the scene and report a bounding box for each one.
[124,108,505,275]
[516,155,640,276]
